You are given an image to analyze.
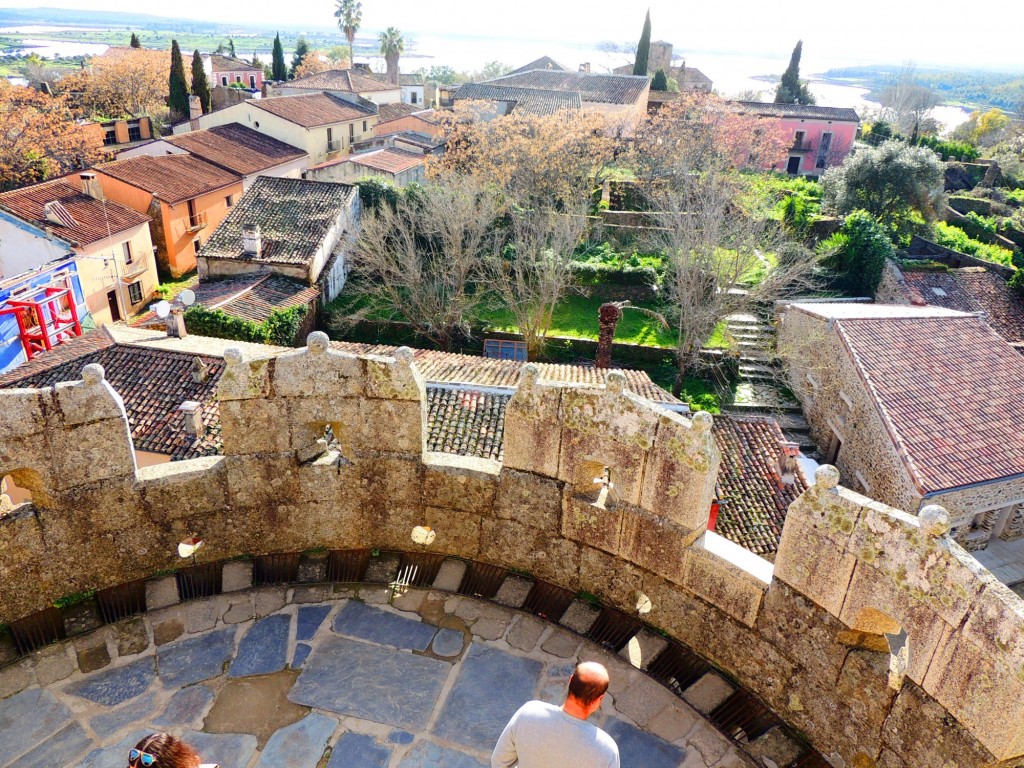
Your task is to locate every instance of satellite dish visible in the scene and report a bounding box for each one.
[155,300,171,319]
[179,289,196,307]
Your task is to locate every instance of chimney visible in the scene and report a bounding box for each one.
[80,172,104,201]
[241,224,261,257]
[178,400,203,435]
[188,94,202,120]
[166,307,187,338]
[191,357,210,384]
[579,62,591,73]
[778,441,802,486]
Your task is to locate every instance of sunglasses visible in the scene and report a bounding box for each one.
[128,748,156,767]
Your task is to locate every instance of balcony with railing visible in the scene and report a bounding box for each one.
[186,211,208,232]
[327,139,343,153]
[790,139,816,153]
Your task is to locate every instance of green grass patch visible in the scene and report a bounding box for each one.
[933,222,1016,267]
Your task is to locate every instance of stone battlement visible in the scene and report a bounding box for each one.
[1,332,1022,767]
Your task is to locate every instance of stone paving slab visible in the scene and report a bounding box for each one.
[398,741,488,767]
[180,730,258,768]
[90,692,158,739]
[289,636,451,729]
[291,643,313,669]
[254,712,337,768]
[8,722,92,768]
[76,729,151,768]
[332,601,437,651]
[0,689,74,766]
[606,718,689,768]
[151,685,215,729]
[65,657,155,707]
[157,627,237,688]
[326,731,392,768]
[296,605,332,641]
[229,615,290,678]
[433,644,543,751]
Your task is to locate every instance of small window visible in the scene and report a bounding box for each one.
[128,124,142,142]
[103,129,117,146]
[221,76,228,86]
[349,123,355,140]
[122,241,133,265]
[253,121,260,129]
[193,238,201,255]
[362,120,367,132]
[226,194,235,208]
[411,92,418,104]
[249,75,256,88]
[128,281,143,305]
[236,75,242,83]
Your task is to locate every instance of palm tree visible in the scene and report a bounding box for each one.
[596,301,667,369]
[334,0,362,68]
[378,27,404,85]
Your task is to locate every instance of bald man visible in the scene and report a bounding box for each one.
[491,661,620,768]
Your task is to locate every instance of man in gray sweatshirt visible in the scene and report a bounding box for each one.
[491,661,620,768]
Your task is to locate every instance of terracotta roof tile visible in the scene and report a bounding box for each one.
[96,155,241,204]
[711,414,807,559]
[509,56,568,76]
[208,54,261,73]
[835,315,1024,493]
[286,69,400,94]
[199,176,356,267]
[0,178,150,246]
[253,92,376,128]
[426,388,508,461]
[378,103,437,124]
[485,70,649,105]
[455,83,582,115]
[732,101,860,122]
[0,330,223,460]
[166,124,305,177]
[350,148,424,174]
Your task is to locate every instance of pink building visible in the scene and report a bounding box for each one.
[203,54,264,90]
[733,102,860,175]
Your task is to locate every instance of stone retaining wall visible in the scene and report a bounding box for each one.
[1,333,1023,767]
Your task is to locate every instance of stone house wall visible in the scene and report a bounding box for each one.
[1,332,1023,766]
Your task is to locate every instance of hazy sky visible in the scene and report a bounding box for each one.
[5,0,1023,71]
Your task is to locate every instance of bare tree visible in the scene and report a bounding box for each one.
[482,205,587,360]
[643,178,817,396]
[879,62,939,136]
[335,176,503,351]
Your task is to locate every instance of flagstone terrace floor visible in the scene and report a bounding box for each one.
[0,586,750,768]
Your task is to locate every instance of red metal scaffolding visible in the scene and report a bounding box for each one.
[0,274,82,362]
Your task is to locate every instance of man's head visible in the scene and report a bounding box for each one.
[566,661,610,716]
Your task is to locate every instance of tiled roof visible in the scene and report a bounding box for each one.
[391,131,444,151]
[253,93,376,128]
[377,103,436,123]
[166,124,305,177]
[790,302,966,320]
[712,414,807,559]
[208,54,261,73]
[455,83,582,115]
[509,56,568,76]
[0,178,150,246]
[0,329,223,460]
[199,176,355,267]
[680,68,712,86]
[285,69,400,94]
[350,148,424,174]
[731,101,860,122]
[96,155,241,204]
[899,267,1024,345]
[485,70,649,105]
[426,388,508,461]
[328,341,679,404]
[834,314,1024,493]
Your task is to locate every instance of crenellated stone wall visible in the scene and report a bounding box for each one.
[1,332,1023,768]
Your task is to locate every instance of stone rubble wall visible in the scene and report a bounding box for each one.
[1,332,1023,767]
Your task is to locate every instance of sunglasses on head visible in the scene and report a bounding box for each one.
[128,748,156,767]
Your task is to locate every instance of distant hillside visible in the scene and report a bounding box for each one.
[0,7,323,34]
[821,64,1024,114]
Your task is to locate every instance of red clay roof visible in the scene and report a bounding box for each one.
[834,314,1024,493]
[377,103,437,124]
[0,328,223,460]
[350,148,424,174]
[712,414,808,559]
[96,155,241,204]
[253,92,376,128]
[0,178,150,246]
[286,69,400,93]
[166,124,305,177]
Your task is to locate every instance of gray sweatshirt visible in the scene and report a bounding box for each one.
[491,700,620,768]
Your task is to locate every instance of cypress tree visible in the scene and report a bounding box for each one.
[633,10,651,76]
[290,37,310,79]
[775,40,803,104]
[271,33,287,81]
[228,38,236,58]
[191,49,211,114]
[129,32,141,48]
[168,40,190,119]
[651,68,668,91]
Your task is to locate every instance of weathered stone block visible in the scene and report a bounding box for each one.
[362,351,425,401]
[145,575,180,611]
[681,534,769,628]
[422,458,498,514]
[365,552,401,584]
[215,352,271,401]
[219,398,290,456]
[640,411,719,528]
[0,387,47,440]
[61,601,104,637]
[506,615,546,652]
[618,506,693,584]
[432,559,467,592]
[773,513,857,618]
[559,599,599,634]
[357,398,425,454]
[746,727,804,767]
[297,551,328,583]
[273,343,364,399]
[33,643,75,685]
[222,560,254,592]
[479,517,581,589]
[682,672,735,714]
[619,628,668,671]
[53,417,136,490]
[578,546,644,610]
[114,617,150,657]
[493,469,563,533]
[53,372,125,426]
[493,575,533,608]
[613,676,678,726]
[0,658,35,699]
[139,458,227,519]
[502,378,562,478]
[75,641,112,673]
[561,495,622,554]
